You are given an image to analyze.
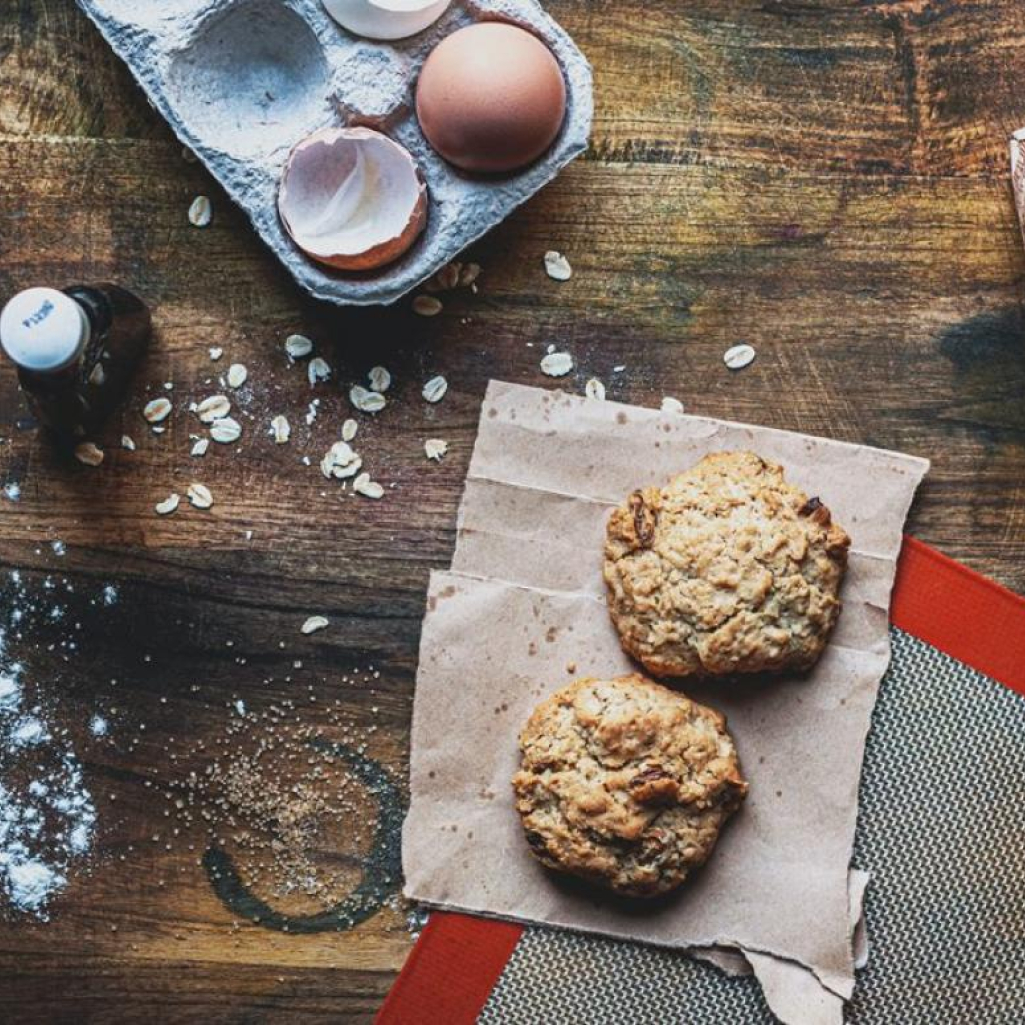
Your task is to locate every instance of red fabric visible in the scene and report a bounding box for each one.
[380,538,1025,1024]
[891,537,1025,698]
[376,912,523,1024]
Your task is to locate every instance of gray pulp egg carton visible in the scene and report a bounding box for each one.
[75,0,594,306]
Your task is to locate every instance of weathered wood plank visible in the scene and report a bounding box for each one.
[1,0,1024,1019]
[2,138,1022,582]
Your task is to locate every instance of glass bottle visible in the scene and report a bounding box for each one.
[0,284,151,442]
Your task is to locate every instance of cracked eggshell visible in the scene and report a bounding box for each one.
[322,0,451,41]
[278,126,428,272]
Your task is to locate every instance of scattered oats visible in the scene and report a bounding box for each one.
[540,352,573,377]
[305,401,319,426]
[544,251,572,281]
[164,382,174,391]
[585,378,606,401]
[723,343,756,370]
[121,435,136,452]
[285,334,313,360]
[151,426,166,435]
[353,473,385,500]
[74,442,104,467]
[208,347,223,361]
[460,263,481,287]
[301,616,329,635]
[350,385,386,414]
[321,441,362,480]
[210,418,242,444]
[424,438,448,461]
[442,262,462,290]
[661,396,685,414]
[191,437,210,457]
[143,397,172,424]
[88,363,105,386]
[188,195,212,228]
[182,146,198,164]
[422,375,448,403]
[613,364,626,373]
[270,415,290,444]
[413,295,442,317]
[197,395,231,423]
[226,363,248,389]
[308,357,331,386]
[187,483,213,510]
[155,494,180,516]
[342,419,358,442]
[368,366,391,393]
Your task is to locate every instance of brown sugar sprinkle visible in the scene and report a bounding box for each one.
[160,681,398,916]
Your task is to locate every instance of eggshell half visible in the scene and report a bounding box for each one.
[415,22,567,174]
[322,0,451,42]
[278,127,428,272]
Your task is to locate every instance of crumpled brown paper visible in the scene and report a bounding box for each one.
[403,381,928,1023]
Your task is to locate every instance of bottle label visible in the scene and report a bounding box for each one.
[21,297,57,330]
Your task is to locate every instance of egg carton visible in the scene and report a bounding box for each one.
[75,0,593,306]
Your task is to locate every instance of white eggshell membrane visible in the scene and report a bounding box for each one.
[322,0,451,41]
[278,126,428,272]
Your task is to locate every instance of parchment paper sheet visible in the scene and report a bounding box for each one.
[404,381,928,1022]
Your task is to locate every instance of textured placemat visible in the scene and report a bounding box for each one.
[477,627,1025,1024]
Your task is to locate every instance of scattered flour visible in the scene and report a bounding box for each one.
[0,675,19,709]
[11,715,48,747]
[0,584,102,920]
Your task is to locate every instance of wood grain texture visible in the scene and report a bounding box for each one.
[1,0,1024,1020]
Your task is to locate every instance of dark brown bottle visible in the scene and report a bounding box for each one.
[0,284,151,441]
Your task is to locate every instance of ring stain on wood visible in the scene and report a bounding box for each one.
[204,740,404,934]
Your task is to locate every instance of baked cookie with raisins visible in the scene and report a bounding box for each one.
[512,674,747,897]
[603,451,850,679]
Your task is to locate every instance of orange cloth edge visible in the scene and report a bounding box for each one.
[376,912,523,1024]
[379,538,1025,1024]
[891,537,1025,697]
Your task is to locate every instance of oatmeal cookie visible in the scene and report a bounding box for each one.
[604,450,850,679]
[512,674,747,897]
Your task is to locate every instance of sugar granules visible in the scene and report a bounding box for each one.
[162,676,395,916]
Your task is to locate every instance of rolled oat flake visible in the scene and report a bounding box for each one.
[723,343,756,370]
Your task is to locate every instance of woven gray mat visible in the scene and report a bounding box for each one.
[479,629,1025,1025]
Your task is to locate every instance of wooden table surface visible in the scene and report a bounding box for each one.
[2,0,1025,1021]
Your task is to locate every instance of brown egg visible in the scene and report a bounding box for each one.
[416,22,567,175]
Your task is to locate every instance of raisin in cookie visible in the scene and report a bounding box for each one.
[512,674,747,898]
[604,451,850,679]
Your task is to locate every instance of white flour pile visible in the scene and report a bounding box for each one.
[0,578,100,920]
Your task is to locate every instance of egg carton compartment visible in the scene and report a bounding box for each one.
[76,0,594,306]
